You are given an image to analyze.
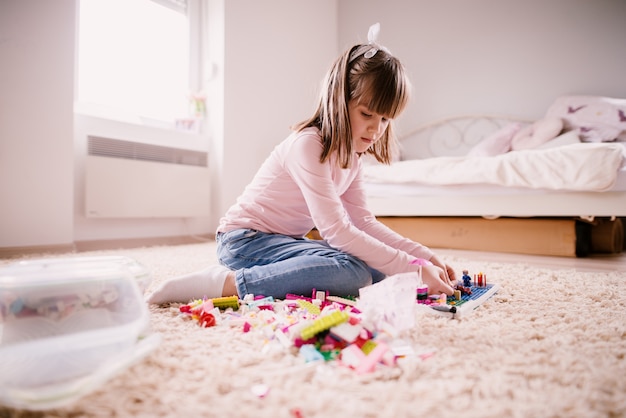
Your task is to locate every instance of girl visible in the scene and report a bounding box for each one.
[148,24,456,305]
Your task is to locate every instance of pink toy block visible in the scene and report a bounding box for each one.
[355,341,389,374]
[341,344,366,369]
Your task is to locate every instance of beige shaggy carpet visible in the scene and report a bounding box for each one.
[1,242,625,418]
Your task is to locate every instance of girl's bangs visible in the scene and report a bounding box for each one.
[356,71,409,119]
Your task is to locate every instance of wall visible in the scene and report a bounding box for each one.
[0,0,75,249]
[0,0,338,250]
[210,0,338,227]
[4,0,624,250]
[337,0,626,136]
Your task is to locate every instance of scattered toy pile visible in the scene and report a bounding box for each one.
[176,290,434,374]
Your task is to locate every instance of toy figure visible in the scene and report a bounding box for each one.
[462,270,472,287]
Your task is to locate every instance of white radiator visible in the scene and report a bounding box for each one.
[85,136,211,218]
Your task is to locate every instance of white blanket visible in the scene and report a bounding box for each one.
[363,143,625,192]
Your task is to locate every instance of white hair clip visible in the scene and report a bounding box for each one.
[349,22,388,63]
[364,22,380,58]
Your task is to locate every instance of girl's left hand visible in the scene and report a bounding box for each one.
[428,254,457,288]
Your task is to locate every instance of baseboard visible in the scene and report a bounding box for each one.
[0,234,215,259]
[0,244,76,259]
[75,234,214,252]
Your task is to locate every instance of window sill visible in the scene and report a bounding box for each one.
[74,102,207,135]
[74,112,210,152]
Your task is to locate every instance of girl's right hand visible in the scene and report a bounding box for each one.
[421,265,454,296]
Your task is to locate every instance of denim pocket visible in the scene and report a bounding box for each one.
[219,229,260,248]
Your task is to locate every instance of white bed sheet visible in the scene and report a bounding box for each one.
[365,166,626,218]
[363,142,625,192]
[366,165,626,198]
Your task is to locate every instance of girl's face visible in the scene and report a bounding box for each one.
[348,100,390,153]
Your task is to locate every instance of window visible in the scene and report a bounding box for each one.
[76,0,202,127]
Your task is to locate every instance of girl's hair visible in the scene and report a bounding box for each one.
[293,43,411,168]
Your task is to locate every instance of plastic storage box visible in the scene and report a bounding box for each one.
[11,255,153,294]
[0,256,160,410]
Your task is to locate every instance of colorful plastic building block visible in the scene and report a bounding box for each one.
[329,322,362,344]
[300,310,349,340]
[341,344,366,368]
[299,344,324,362]
[355,341,389,374]
[296,299,321,315]
[211,295,240,310]
[326,295,357,307]
[474,272,487,287]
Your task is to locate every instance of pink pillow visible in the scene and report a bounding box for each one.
[467,123,522,157]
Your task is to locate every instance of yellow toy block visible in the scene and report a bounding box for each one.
[300,310,349,340]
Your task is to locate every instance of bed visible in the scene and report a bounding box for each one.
[364,114,626,220]
[362,98,626,256]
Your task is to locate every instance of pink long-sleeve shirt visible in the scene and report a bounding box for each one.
[217,127,434,276]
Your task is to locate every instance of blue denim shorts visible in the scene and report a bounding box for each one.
[216,229,384,298]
